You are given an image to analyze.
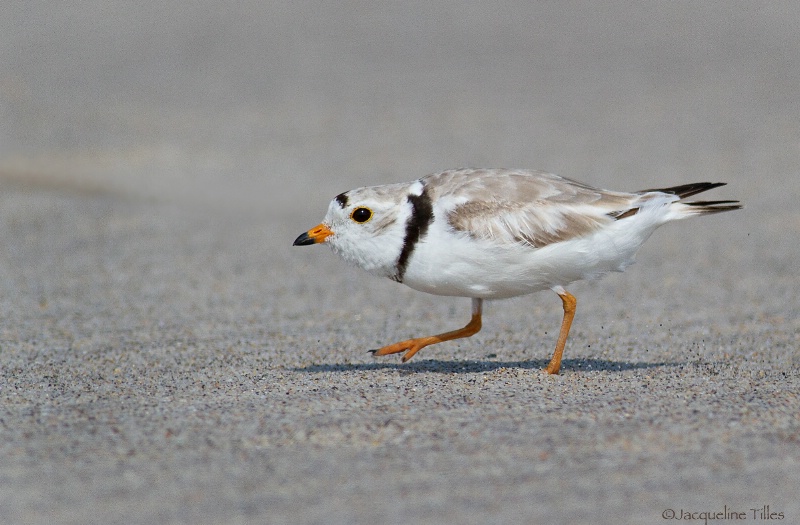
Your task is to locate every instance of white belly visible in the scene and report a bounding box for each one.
[401,215,663,299]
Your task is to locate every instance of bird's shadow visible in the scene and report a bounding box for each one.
[292,357,678,374]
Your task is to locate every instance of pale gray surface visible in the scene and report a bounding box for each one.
[1,2,799,524]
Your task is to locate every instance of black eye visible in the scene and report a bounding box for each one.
[350,207,373,223]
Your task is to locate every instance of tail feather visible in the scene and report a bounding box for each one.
[680,200,743,215]
[639,181,728,199]
[612,182,742,221]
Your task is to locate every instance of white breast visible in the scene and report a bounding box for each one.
[400,199,671,299]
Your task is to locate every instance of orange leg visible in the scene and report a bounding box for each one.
[544,288,577,375]
[371,298,483,362]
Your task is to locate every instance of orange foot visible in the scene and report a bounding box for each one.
[370,299,483,363]
[370,337,440,363]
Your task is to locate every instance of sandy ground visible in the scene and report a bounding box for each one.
[1,2,799,524]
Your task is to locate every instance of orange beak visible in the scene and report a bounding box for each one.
[293,223,334,246]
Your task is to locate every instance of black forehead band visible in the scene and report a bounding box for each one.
[335,192,349,208]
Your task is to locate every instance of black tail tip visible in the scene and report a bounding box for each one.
[642,182,728,199]
[684,200,743,214]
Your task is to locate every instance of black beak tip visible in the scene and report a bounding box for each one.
[293,232,315,246]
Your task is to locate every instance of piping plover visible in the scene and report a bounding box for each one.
[294,168,741,374]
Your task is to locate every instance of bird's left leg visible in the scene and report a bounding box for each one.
[371,298,483,362]
[544,287,577,375]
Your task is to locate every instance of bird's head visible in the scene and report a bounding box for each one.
[293,181,422,278]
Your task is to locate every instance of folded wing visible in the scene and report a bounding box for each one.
[437,169,639,248]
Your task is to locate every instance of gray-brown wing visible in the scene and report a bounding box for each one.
[430,169,639,248]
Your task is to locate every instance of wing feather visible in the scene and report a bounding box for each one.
[431,168,639,248]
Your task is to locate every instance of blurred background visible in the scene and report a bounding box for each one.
[3,2,797,216]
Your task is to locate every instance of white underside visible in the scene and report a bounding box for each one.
[401,198,677,299]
